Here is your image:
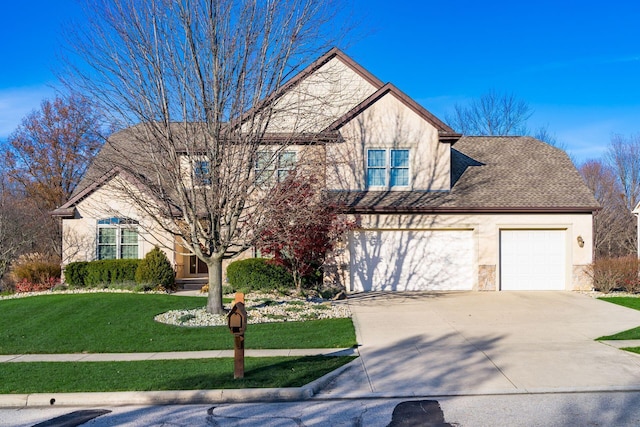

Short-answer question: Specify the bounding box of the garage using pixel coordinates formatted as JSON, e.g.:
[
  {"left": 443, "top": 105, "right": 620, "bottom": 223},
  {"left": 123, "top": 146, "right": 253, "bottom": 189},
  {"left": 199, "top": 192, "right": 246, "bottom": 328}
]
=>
[
  {"left": 500, "top": 229, "right": 567, "bottom": 290},
  {"left": 350, "top": 229, "right": 474, "bottom": 292}
]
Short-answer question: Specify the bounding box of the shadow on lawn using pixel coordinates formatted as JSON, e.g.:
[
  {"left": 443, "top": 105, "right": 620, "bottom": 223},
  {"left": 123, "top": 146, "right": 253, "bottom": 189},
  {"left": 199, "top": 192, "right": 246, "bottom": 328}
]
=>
[{"left": 163, "top": 356, "right": 349, "bottom": 390}]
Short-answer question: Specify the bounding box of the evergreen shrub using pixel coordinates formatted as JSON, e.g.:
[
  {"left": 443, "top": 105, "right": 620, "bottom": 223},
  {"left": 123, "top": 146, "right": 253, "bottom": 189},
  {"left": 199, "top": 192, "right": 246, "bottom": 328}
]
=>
[
  {"left": 64, "top": 262, "right": 90, "bottom": 287},
  {"left": 84, "top": 259, "right": 141, "bottom": 287},
  {"left": 135, "top": 247, "right": 176, "bottom": 290},
  {"left": 226, "top": 258, "right": 294, "bottom": 293}
]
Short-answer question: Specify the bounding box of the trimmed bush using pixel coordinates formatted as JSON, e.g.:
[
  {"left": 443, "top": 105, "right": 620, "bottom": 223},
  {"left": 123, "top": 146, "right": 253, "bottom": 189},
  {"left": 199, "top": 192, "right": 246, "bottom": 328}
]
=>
[
  {"left": 64, "top": 261, "right": 90, "bottom": 287},
  {"left": 84, "top": 259, "right": 141, "bottom": 287},
  {"left": 590, "top": 256, "right": 640, "bottom": 293},
  {"left": 135, "top": 247, "right": 176, "bottom": 291},
  {"left": 226, "top": 258, "right": 294, "bottom": 293}
]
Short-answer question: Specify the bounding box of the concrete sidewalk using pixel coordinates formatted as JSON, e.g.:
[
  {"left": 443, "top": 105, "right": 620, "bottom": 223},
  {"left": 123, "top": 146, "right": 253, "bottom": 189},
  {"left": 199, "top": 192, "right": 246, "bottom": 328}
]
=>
[{"left": 0, "top": 348, "right": 357, "bottom": 363}]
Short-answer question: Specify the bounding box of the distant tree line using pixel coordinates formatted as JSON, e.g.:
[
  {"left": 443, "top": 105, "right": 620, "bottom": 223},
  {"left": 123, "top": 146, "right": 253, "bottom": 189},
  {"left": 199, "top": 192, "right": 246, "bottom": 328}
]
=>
[{"left": 0, "top": 95, "right": 104, "bottom": 289}]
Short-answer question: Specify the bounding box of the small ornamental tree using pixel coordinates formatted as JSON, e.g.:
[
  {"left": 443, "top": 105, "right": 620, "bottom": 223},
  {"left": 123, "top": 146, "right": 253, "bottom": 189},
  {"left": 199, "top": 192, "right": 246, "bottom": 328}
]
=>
[{"left": 256, "top": 173, "right": 354, "bottom": 293}]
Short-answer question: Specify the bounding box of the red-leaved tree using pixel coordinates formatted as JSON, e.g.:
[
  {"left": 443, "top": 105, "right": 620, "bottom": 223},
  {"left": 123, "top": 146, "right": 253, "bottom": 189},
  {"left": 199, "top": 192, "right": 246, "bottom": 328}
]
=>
[{"left": 257, "top": 173, "right": 353, "bottom": 293}]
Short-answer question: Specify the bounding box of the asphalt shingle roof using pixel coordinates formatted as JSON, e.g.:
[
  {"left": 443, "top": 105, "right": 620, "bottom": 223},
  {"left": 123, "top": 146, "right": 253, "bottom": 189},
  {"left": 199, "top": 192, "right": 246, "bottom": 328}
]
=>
[
  {"left": 58, "top": 133, "right": 598, "bottom": 216},
  {"left": 331, "top": 136, "right": 599, "bottom": 213}
]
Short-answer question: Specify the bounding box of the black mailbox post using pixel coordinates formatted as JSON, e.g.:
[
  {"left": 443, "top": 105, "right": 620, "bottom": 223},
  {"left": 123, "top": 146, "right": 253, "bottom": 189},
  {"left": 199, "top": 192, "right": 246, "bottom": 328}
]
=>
[{"left": 227, "top": 293, "right": 247, "bottom": 379}]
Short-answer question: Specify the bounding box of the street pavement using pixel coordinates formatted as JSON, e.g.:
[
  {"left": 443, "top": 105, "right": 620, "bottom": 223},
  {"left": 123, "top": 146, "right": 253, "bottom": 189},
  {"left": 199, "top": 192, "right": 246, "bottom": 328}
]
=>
[{"left": 4, "top": 391, "right": 640, "bottom": 426}]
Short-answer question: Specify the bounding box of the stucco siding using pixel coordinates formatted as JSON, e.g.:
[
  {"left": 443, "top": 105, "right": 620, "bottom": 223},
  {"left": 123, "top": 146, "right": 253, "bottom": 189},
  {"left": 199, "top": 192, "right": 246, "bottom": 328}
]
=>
[
  {"left": 326, "top": 92, "right": 450, "bottom": 191},
  {"left": 333, "top": 212, "right": 593, "bottom": 292},
  {"left": 264, "top": 56, "right": 379, "bottom": 134},
  {"left": 62, "top": 177, "right": 175, "bottom": 268}
]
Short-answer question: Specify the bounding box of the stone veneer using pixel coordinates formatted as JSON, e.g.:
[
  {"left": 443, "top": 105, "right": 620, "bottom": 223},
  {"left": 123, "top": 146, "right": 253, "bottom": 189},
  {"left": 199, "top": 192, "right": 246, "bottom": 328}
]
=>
[{"left": 478, "top": 265, "right": 496, "bottom": 291}]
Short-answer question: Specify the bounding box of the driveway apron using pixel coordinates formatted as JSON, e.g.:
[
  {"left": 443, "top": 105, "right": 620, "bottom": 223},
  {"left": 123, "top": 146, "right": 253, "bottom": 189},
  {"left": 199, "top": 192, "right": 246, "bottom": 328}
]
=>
[{"left": 319, "top": 292, "right": 640, "bottom": 397}]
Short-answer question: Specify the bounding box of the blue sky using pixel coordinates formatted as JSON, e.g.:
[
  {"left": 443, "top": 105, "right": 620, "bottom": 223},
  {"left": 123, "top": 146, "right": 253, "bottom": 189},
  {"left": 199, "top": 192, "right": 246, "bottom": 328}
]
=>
[{"left": 1, "top": 1, "right": 639, "bottom": 164}]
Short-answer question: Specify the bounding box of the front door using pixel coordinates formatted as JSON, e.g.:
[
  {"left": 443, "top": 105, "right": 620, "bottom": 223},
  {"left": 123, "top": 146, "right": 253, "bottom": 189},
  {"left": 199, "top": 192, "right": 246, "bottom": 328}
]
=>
[{"left": 189, "top": 255, "right": 209, "bottom": 275}]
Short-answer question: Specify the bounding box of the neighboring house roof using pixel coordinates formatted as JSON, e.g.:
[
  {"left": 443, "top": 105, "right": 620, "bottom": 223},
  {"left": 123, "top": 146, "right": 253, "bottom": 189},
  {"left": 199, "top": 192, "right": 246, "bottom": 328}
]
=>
[{"left": 331, "top": 136, "right": 600, "bottom": 213}]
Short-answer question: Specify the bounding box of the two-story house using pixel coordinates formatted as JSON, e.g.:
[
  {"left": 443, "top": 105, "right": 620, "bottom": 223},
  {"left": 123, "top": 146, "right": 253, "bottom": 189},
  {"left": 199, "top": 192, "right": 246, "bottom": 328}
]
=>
[{"left": 52, "top": 48, "right": 599, "bottom": 292}]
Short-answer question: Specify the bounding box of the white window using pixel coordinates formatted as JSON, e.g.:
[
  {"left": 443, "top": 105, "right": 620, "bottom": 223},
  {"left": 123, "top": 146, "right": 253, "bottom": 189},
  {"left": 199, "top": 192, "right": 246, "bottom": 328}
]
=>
[
  {"left": 97, "top": 218, "right": 139, "bottom": 260},
  {"left": 367, "top": 149, "right": 410, "bottom": 188},
  {"left": 255, "top": 150, "right": 296, "bottom": 186}
]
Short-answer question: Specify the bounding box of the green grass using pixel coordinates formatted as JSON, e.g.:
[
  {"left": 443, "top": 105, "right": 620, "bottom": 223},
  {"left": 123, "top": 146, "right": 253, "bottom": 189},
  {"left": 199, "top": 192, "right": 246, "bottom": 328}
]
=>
[
  {"left": 599, "top": 297, "right": 640, "bottom": 311},
  {"left": 0, "top": 293, "right": 356, "bottom": 354},
  {"left": 597, "top": 297, "right": 640, "bottom": 341},
  {"left": 0, "top": 356, "right": 356, "bottom": 393},
  {"left": 597, "top": 326, "right": 640, "bottom": 341}
]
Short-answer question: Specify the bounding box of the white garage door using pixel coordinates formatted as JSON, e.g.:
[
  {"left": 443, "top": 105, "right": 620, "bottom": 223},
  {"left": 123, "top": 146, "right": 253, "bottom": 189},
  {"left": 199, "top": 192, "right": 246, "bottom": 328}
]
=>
[
  {"left": 350, "top": 230, "right": 474, "bottom": 292},
  {"left": 500, "top": 230, "right": 566, "bottom": 290}
]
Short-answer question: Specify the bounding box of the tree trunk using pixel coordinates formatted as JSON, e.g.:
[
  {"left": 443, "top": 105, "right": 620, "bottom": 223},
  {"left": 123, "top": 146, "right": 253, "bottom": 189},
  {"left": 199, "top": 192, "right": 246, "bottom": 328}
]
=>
[{"left": 206, "top": 256, "right": 225, "bottom": 314}]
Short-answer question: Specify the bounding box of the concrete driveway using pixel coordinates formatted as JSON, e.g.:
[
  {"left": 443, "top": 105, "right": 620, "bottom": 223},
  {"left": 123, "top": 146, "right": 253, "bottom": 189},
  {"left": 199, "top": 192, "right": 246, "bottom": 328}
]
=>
[{"left": 318, "top": 292, "right": 640, "bottom": 397}]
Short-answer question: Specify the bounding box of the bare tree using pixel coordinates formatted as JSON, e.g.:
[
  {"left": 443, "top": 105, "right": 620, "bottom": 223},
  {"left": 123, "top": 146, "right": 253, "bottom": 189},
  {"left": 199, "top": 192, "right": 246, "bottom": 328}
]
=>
[
  {"left": 446, "top": 90, "right": 533, "bottom": 136},
  {"left": 0, "top": 172, "right": 37, "bottom": 288},
  {"left": 579, "top": 159, "right": 636, "bottom": 257},
  {"left": 62, "top": 0, "right": 346, "bottom": 314},
  {"left": 607, "top": 134, "right": 640, "bottom": 212}
]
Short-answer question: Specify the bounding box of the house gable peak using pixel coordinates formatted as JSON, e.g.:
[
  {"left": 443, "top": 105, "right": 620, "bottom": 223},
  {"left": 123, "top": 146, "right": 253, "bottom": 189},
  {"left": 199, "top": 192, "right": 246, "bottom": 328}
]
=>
[{"left": 324, "top": 82, "right": 461, "bottom": 144}]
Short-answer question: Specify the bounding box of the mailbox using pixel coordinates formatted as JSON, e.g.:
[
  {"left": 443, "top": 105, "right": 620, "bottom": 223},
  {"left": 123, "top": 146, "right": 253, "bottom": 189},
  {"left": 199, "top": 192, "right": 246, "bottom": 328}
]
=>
[{"left": 227, "top": 301, "right": 247, "bottom": 336}]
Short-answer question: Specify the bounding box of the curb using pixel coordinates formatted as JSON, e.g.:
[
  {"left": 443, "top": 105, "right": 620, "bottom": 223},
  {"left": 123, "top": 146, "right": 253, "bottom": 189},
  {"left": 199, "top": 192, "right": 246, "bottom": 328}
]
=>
[
  {"left": 0, "top": 357, "right": 359, "bottom": 408},
  {"left": 3, "top": 359, "right": 640, "bottom": 407}
]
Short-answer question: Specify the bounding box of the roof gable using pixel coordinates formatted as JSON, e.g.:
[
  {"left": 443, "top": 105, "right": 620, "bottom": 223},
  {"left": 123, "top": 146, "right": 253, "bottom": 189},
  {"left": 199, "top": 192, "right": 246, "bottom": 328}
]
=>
[
  {"left": 52, "top": 165, "right": 180, "bottom": 218},
  {"left": 324, "top": 83, "right": 461, "bottom": 144},
  {"left": 275, "top": 47, "right": 384, "bottom": 97},
  {"left": 234, "top": 48, "right": 384, "bottom": 132}
]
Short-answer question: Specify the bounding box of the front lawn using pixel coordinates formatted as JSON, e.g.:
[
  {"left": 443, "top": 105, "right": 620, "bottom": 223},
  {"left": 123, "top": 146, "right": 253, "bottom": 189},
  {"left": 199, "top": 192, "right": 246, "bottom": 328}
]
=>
[
  {"left": 597, "top": 297, "right": 640, "bottom": 354},
  {"left": 0, "top": 356, "right": 355, "bottom": 393},
  {"left": 0, "top": 293, "right": 356, "bottom": 354},
  {"left": 599, "top": 297, "right": 640, "bottom": 312}
]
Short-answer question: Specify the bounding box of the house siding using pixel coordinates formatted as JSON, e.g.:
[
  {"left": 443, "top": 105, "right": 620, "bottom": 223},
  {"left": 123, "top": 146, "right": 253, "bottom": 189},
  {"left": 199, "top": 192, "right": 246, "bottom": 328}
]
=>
[
  {"left": 326, "top": 212, "right": 593, "bottom": 292},
  {"left": 62, "top": 176, "right": 174, "bottom": 267},
  {"left": 263, "top": 56, "right": 379, "bottom": 134},
  {"left": 326, "top": 92, "right": 450, "bottom": 192}
]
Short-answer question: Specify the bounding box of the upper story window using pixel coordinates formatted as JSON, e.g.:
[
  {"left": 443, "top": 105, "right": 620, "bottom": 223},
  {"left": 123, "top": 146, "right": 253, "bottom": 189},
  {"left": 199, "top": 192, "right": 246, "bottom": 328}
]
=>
[
  {"left": 193, "top": 160, "right": 211, "bottom": 186},
  {"left": 367, "top": 149, "right": 410, "bottom": 188},
  {"left": 255, "top": 150, "right": 297, "bottom": 187},
  {"left": 97, "top": 217, "right": 139, "bottom": 260}
]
